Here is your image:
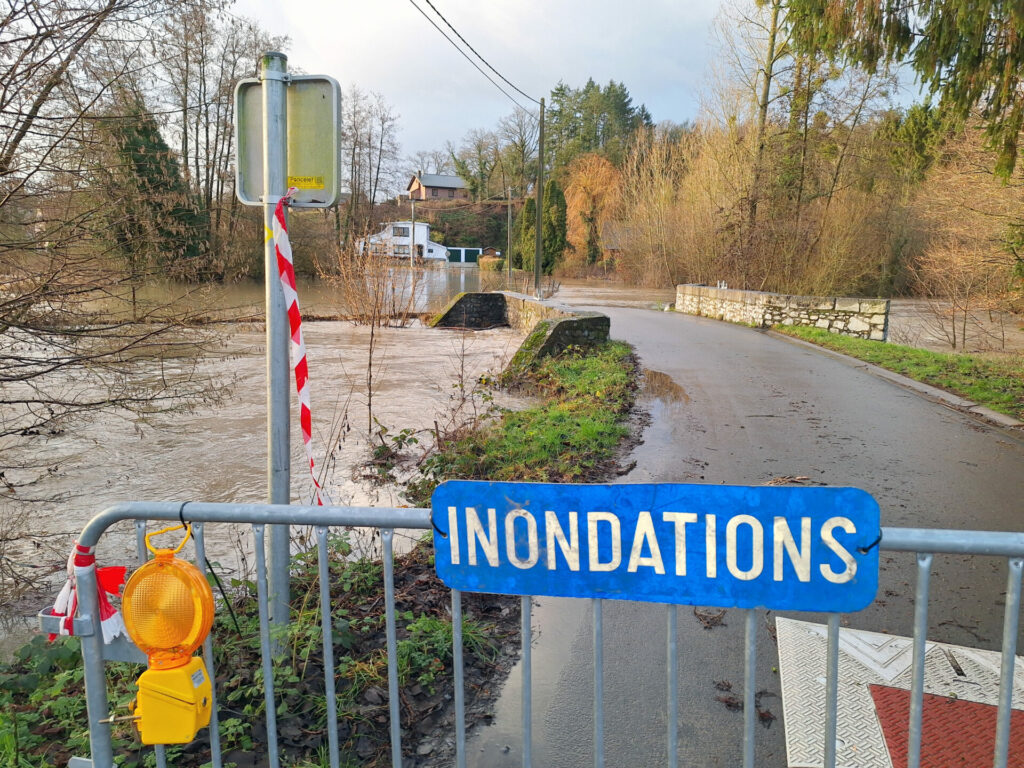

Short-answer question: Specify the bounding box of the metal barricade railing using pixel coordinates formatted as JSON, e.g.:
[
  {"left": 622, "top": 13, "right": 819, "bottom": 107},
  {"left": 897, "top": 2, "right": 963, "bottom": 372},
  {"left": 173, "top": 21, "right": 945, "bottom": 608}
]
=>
[{"left": 40, "top": 501, "right": 1024, "bottom": 768}]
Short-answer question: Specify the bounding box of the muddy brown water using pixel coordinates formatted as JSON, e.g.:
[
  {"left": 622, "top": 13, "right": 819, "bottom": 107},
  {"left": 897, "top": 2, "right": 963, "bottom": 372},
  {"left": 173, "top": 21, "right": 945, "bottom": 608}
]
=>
[{"left": 0, "top": 271, "right": 530, "bottom": 652}]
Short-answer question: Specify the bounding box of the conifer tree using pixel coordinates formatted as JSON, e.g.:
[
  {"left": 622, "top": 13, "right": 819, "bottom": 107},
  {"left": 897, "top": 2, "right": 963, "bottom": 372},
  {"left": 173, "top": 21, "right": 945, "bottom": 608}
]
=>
[
  {"left": 542, "top": 179, "right": 567, "bottom": 273},
  {"left": 788, "top": 0, "right": 1024, "bottom": 175},
  {"left": 516, "top": 197, "right": 537, "bottom": 270},
  {"left": 101, "top": 92, "right": 201, "bottom": 283}
]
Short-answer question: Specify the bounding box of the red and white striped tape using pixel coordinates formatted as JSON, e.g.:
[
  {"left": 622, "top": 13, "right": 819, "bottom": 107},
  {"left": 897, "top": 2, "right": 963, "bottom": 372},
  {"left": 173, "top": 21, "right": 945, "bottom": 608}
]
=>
[
  {"left": 49, "top": 543, "right": 126, "bottom": 643},
  {"left": 272, "top": 188, "right": 330, "bottom": 506}
]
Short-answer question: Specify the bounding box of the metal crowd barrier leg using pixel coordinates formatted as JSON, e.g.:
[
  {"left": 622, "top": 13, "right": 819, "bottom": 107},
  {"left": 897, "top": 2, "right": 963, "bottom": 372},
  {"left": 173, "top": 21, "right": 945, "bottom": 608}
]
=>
[
  {"left": 824, "top": 613, "right": 840, "bottom": 768},
  {"left": 134, "top": 520, "right": 147, "bottom": 565},
  {"left": 593, "top": 599, "right": 604, "bottom": 768},
  {"left": 78, "top": 562, "right": 115, "bottom": 768},
  {"left": 994, "top": 557, "right": 1023, "bottom": 768},
  {"left": 382, "top": 529, "right": 402, "bottom": 768},
  {"left": 522, "top": 595, "right": 533, "bottom": 768},
  {"left": 252, "top": 524, "right": 282, "bottom": 768},
  {"left": 743, "top": 609, "right": 757, "bottom": 768},
  {"left": 453, "top": 589, "right": 466, "bottom": 768},
  {"left": 907, "top": 552, "right": 933, "bottom": 768},
  {"left": 194, "top": 524, "right": 223, "bottom": 768},
  {"left": 666, "top": 604, "right": 678, "bottom": 768},
  {"left": 316, "top": 526, "right": 340, "bottom": 768}
]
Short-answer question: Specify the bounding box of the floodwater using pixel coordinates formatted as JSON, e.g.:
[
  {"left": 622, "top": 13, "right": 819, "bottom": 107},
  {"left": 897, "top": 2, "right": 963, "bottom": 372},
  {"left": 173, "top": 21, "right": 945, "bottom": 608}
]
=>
[
  {"left": 0, "top": 269, "right": 528, "bottom": 650},
  {"left": 887, "top": 298, "right": 1024, "bottom": 352}
]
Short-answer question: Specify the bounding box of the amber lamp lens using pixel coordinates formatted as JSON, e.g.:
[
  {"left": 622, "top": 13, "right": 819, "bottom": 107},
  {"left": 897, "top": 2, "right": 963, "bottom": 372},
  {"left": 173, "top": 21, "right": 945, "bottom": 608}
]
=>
[{"left": 122, "top": 554, "right": 214, "bottom": 669}]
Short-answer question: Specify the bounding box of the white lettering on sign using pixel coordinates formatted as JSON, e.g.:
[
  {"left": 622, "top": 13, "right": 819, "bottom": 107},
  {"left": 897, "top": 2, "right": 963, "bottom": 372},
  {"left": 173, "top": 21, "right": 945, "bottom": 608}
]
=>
[
  {"left": 506, "top": 508, "right": 539, "bottom": 569},
  {"left": 467, "top": 507, "right": 498, "bottom": 566},
  {"left": 546, "top": 510, "right": 579, "bottom": 571},
  {"left": 448, "top": 506, "right": 461, "bottom": 564},
  {"left": 774, "top": 516, "right": 811, "bottom": 582},
  {"left": 663, "top": 512, "right": 698, "bottom": 576},
  {"left": 820, "top": 517, "right": 858, "bottom": 583},
  {"left": 706, "top": 514, "right": 717, "bottom": 578},
  {"left": 587, "top": 511, "right": 621, "bottom": 571},
  {"left": 627, "top": 511, "right": 665, "bottom": 574},
  {"left": 445, "top": 507, "right": 861, "bottom": 584},
  {"left": 726, "top": 514, "right": 763, "bottom": 581}
]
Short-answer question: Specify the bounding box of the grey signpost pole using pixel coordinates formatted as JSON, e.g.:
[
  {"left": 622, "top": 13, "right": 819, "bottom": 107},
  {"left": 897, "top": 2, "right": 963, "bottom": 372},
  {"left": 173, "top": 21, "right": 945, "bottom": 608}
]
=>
[
  {"left": 533, "top": 97, "right": 545, "bottom": 299},
  {"left": 262, "top": 51, "right": 291, "bottom": 634}
]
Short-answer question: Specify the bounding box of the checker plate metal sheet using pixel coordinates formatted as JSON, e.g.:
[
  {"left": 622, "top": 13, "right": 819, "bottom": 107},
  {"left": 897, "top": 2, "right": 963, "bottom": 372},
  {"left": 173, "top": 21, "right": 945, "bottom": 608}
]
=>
[{"left": 777, "top": 617, "right": 1024, "bottom": 767}]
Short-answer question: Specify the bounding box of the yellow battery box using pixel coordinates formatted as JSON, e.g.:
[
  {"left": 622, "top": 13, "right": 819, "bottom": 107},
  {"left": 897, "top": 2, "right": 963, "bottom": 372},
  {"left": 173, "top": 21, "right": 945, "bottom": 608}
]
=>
[{"left": 133, "top": 656, "right": 212, "bottom": 745}]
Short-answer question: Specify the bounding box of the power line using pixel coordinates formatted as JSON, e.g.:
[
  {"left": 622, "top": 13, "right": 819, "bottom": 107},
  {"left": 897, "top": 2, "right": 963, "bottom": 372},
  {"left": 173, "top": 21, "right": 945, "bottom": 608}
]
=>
[
  {"left": 406, "top": 0, "right": 537, "bottom": 116},
  {"left": 419, "top": 0, "right": 540, "bottom": 106}
]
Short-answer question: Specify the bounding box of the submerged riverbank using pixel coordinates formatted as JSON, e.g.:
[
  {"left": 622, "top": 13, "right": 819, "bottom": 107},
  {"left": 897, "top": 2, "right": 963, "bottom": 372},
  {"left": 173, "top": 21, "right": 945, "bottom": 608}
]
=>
[{"left": 0, "top": 339, "right": 641, "bottom": 768}]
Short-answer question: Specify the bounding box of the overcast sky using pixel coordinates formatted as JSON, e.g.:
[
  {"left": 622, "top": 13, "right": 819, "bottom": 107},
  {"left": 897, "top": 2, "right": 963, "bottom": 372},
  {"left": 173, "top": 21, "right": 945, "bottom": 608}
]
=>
[{"left": 230, "top": 0, "right": 724, "bottom": 162}]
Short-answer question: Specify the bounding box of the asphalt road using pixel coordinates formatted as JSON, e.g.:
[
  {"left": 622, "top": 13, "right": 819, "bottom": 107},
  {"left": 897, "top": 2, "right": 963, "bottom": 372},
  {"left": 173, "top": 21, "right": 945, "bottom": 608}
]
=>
[{"left": 468, "top": 305, "right": 1024, "bottom": 768}]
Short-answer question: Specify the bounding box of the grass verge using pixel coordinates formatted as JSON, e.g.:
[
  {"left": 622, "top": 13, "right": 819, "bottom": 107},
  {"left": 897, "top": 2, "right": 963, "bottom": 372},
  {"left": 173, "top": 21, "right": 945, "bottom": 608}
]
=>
[
  {"left": 1, "top": 539, "right": 515, "bottom": 768},
  {"left": 773, "top": 326, "right": 1024, "bottom": 421},
  {"left": 406, "top": 340, "right": 638, "bottom": 504}
]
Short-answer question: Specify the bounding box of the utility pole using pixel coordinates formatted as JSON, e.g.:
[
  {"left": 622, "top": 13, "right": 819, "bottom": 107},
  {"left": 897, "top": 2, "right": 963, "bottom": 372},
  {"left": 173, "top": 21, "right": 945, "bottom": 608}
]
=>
[
  {"left": 507, "top": 186, "right": 512, "bottom": 283},
  {"left": 533, "top": 97, "right": 545, "bottom": 299},
  {"left": 261, "top": 51, "right": 290, "bottom": 634}
]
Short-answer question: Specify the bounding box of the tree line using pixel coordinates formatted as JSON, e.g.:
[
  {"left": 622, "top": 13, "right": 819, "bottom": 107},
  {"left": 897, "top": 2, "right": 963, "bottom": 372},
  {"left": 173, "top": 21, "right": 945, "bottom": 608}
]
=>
[{"left": 428, "top": 1, "right": 1021, "bottom": 334}]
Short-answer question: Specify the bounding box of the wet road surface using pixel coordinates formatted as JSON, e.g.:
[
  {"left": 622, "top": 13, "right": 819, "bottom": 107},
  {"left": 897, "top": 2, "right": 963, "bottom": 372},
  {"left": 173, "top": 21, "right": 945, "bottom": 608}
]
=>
[{"left": 469, "top": 303, "right": 1024, "bottom": 767}]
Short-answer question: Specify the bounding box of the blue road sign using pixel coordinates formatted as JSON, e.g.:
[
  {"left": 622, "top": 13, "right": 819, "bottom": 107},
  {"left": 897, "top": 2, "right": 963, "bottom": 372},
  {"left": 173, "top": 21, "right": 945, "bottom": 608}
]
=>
[{"left": 432, "top": 481, "right": 880, "bottom": 612}]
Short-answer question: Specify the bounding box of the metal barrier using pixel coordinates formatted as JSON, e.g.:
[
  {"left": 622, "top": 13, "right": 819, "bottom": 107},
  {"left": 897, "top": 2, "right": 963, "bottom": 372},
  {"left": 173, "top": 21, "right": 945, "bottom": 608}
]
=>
[{"left": 40, "top": 501, "right": 1024, "bottom": 768}]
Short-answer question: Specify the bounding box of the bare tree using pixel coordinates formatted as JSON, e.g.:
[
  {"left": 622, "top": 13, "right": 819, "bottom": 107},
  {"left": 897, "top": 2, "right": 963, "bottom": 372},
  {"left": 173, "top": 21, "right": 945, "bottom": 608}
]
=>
[
  {"left": 0, "top": 1, "right": 230, "bottom": 490},
  {"left": 497, "top": 107, "right": 539, "bottom": 197},
  {"left": 339, "top": 85, "right": 402, "bottom": 246},
  {"left": 153, "top": 0, "right": 284, "bottom": 276}
]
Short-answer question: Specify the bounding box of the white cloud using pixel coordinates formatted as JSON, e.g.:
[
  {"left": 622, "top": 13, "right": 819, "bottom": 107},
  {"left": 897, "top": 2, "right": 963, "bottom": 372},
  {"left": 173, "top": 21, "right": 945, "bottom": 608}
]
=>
[{"left": 231, "top": 0, "right": 722, "bottom": 158}]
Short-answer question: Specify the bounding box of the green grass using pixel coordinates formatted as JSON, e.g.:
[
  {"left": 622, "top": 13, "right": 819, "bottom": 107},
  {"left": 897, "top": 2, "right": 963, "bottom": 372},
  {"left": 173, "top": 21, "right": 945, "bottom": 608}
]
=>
[
  {"left": 1, "top": 341, "right": 640, "bottom": 768},
  {"left": 774, "top": 326, "right": 1024, "bottom": 421},
  {"left": 406, "top": 340, "right": 637, "bottom": 504},
  {"left": 0, "top": 540, "right": 502, "bottom": 768}
]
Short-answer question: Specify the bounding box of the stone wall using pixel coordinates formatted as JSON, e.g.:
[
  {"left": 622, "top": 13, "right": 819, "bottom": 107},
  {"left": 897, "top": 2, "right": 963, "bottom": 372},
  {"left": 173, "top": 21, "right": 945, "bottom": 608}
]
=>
[
  {"left": 429, "top": 291, "right": 507, "bottom": 328},
  {"left": 428, "top": 291, "right": 610, "bottom": 371},
  {"left": 675, "top": 284, "right": 890, "bottom": 341}
]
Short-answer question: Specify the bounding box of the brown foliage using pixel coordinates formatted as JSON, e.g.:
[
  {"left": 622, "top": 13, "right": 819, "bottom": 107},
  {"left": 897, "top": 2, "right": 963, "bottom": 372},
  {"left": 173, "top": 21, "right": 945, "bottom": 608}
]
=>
[{"left": 562, "top": 154, "right": 621, "bottom": 274}]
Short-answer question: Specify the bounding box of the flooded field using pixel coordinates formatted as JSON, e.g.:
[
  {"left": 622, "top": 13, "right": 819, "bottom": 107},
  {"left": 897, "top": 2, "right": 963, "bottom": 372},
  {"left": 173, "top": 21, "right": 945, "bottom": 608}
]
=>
[{"left": 0, "top": 270, "right": 529, "bottom": 650}]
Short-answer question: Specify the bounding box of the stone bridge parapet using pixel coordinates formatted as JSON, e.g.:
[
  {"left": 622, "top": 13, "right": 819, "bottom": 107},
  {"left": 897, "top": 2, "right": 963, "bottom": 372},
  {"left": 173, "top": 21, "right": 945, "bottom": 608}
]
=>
[
  {"left": 675, "top": 284, "right": 889, "bottom": 340},
  {"left": 429, "top": 291, "right": 610, "bottom": 371}
]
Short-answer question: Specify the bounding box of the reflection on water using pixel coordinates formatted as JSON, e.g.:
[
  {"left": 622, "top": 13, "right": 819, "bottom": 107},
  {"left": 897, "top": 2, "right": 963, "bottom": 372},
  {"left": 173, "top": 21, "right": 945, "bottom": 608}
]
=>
[
  {"left": 109, "top": 267, "right": 491, "bottom": 320},
  {"left": 2, "top": 276, "right": 528, "bottom": 643},
  {"left": 643, "top": 369, "right": 690, "bottom": 403}
]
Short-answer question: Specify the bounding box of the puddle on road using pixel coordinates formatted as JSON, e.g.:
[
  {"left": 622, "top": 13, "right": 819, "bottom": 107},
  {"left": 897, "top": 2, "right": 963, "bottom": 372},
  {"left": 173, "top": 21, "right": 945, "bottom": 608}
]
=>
[{"left": 642, "top": 369, "right": 690, "bottom": 403}]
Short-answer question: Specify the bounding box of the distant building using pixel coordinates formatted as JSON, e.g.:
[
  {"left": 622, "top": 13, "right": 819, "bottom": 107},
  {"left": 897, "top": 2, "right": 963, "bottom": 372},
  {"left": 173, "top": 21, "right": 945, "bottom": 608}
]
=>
[
  {"left": 407, "top": 171, "right": 469, "bottom": 201},
  {"left": 358, "top": 221, "right": 449, "bottom": 262}
]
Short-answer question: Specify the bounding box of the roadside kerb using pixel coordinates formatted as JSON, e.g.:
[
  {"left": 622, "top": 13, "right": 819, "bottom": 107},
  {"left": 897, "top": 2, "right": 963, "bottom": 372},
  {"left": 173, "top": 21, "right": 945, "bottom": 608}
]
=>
[{"left": 767, "top": 329, "right": 1023, "bottom": 429}]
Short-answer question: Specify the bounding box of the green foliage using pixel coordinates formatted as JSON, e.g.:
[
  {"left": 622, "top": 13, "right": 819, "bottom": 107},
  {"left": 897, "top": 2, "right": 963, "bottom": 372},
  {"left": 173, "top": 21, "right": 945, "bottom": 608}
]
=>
[
  {"left": 517, "top": 181, "right": 567, "bottom": 274},
  {"left": 515, "top": 197, "right": 537, "bottom": 270},
  {"left": 407, "top": 341, "right": 636, "bottom": 505},
  {"left": 775, "top": 326, "right": 1024, "bottom": 420},
  {"left": 396, "top": 614, "right": 494, "bottom": 692},
  {"left": 541, "top": 179, "right": 568, "bottom": 272},
  {"left": 0, "top": 635, "right": 145, "bottom": 766},
  {"left": 876, "top": 102, "right": 958, "bottom": 184},
  {"left": 547, "top": 79, "right": 653, "bottom": 174},
  {"left": 99, "top": 90, "right": 203, "bottom": 279},
  {"left": 787, "top": 0, "right": 1024, "bottom": 176},
  {"left": 430, "top": 205, "right": 506, "bottom": 248}
]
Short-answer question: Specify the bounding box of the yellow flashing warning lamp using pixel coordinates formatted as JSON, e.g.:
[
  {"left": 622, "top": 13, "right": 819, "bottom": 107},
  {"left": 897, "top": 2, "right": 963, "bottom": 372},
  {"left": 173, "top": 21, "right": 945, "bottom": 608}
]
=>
[{"left": 122, "top": 524, "right": 214, "bottom": 745}]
